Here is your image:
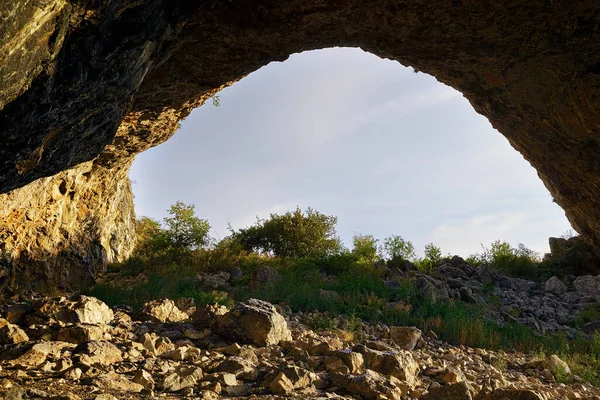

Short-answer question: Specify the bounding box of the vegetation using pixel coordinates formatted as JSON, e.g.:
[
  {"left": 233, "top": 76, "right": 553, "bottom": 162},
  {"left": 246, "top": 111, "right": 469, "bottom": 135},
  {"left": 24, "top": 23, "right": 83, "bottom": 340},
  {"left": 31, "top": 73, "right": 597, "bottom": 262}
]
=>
[
  {"left": 351, "top": 234, "right": 379, "bottom": 264},
  {"left": 231, "top": 207, "right": 342, "bottom": 258},
  {"left": 135, "top": 202, "right": 211, "bottom": 257},
  {"left": 383, "top": 235, "right": 417, "bottom": 262},
  {"left": 87, "top": 202, "right": 600, "bottom": 385}
]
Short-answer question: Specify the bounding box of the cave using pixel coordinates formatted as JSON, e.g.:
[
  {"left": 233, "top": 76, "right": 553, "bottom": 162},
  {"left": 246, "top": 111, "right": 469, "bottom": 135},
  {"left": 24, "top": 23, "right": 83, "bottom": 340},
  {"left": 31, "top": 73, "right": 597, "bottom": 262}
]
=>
[{"left": 1, "top": 1, "right": 599, "bottom": 293}]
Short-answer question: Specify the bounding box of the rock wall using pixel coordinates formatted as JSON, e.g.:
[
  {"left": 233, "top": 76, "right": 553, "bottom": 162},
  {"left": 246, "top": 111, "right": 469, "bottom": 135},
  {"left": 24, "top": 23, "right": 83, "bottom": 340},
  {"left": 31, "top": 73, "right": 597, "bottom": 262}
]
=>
[
  {"left": 0, "top": 161, "right": 135, "bottom": 294},
  {"left": 1, "top": 1, "right": 600, "bottom": 292}
]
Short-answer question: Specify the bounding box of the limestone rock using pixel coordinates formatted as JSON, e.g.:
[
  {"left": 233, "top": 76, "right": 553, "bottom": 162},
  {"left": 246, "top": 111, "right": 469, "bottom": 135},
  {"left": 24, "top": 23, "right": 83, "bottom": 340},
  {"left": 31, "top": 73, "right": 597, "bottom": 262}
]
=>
[
  {"left": 10, "top": 341, "right": 72, "bottom": 367},
  {"left": 133, "top": 369, "right": 155, "bottom": 390},
  {"left": 34, "top": 296, "right": 113, "bottom": 325},
  {"left": 573, "top": 276, "right": 600, "bottom": 299},
  {"left": 542, "top": 354, "right": 571, "bottom": 378},
  {"left": 269, "top": 372, "right": 294, "bottom": 395},
  {"left": 422, "top": 381, "right": 472, "bottom": 400},
  {"left": 138, "top": 299, "right": 188, "bottom": 323},
  {"left": 57, "top": 324, "right": 105, "bottom": 344},
  {"left": 140, "top": 333, "right": 175, "bottom": 357},
  {"left": 355, "top": 344, "right": 419, "bottom": 387},
  {"left": 217, "top": 299, "right": 292, "bottom": 346},
  {"left": 94, "top": 372, "right": 144, "bottom": 393},
  {"left": 173, "top": 298, "right": 196, "bottom": 316},
  {"left": 330, "top": 350, "right": 365, "bottom": 374},
  {"left": 70, "top": 296, "right": 114, "bottom": 325},
  {"left": 389, "top": 326, "right": 422, "bottom": 350},
  {"left": 545, "top": 276, "right": 568, "bottom": 296},
  {"left": 197, "top": 271, "right": 231, "bottom": 290},
  {"left": 161, "top": 366, "right": 203, "bottom": 392},
  {"left": 0, "top": 319, "right": 29, "bottom": 344},
  {"left": 76, "top": 340, "right": 123, "bottom": 366},
  {"left": 332, "top": 370, "right": 404, "bottom": 400}
]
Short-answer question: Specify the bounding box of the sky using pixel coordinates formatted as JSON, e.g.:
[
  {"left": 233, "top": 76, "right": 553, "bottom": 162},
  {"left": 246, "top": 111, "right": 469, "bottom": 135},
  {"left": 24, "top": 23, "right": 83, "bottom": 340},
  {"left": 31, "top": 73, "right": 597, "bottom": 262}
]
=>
[{"left": 129, "top": 47, "right": 573, "bottom": 257}]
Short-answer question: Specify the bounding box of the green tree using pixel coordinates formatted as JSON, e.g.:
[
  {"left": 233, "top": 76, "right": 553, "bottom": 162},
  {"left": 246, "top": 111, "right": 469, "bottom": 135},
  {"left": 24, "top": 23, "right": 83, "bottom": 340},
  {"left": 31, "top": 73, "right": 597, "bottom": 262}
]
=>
[
  {"left": 163, "top": 201, "right": 211, "bottom": 253},
  {"left": 352, "top": 234, "right": 379, "bottom": 264},
  {"left": 416, "top": 242, "right": 442, "bottom": 273},
  {"left": 424, "top": 243, "right": 442, "bottom": 264},
  {"left": 383, "top": 235, "right": 416, "bottom": 261},
  {"left": 232, "top": 207, "right": 341, "bottom": 258},
  {"left": 479, "top": 240, "right": 540, "bottom": 279},
  {"left": 134, "top": 216, "right": 164, "bottom": 256}
]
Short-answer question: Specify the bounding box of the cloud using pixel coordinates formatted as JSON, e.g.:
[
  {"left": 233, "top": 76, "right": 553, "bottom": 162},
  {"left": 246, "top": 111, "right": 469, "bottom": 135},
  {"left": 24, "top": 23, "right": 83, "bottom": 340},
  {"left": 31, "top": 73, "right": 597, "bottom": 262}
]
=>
[{"left": 429, "top": 209, "right": 571, "bottom": 256}]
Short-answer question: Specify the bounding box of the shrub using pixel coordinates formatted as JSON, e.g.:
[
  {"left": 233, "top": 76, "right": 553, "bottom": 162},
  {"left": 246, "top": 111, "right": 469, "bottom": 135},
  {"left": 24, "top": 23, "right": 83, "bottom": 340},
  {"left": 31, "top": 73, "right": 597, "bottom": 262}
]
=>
[
  {"left": 352, "top": 234, "right": 380, "bottom": 264},
  {"left": 383, "top": 235, "right": 417, "bottom": 261},
  {"left": 162, "top": 201, "right": 211, "bottom": 253},
  {"left": 415, "top": 243, "right": 442, "bottom": 273},
  {"left": 478, "top": 241, "right": 539, "bottom": 279},
  {"left": 231, "top": 207, "right": 342, "bottom": 258},
  {"left": 135, "top": 202, "right": 211, "bottom": 257}
]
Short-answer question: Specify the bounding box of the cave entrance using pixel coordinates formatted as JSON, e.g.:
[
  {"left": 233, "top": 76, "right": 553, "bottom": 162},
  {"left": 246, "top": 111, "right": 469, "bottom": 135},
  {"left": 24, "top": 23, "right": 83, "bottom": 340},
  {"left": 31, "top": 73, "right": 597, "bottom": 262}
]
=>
[{"left": 129, "top": 48, "right": 571, "bottom": 257}]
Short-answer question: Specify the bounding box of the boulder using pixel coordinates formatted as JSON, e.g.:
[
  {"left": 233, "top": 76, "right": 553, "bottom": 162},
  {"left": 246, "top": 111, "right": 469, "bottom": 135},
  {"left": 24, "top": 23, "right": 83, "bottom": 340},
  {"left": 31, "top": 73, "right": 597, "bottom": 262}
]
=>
[
  {"left": 354, "top": 344, "right": 419, "bottom": 387},
  {"left": 573, "top": 275, "right": 600, "bottom": 299},
  {"left": 217, "top": 299, "right": 292, "bottom": 346},
  {"left": 416, "top": 275, "right": 449, "bottom": 303},
  {"left": 140, "top": 333, "right": 175, "bottom": 356},
  {"left": 34, "top": 296, "right": 113, "bottom": 325},
  {"left": 389, "top": 326, "right": 422, "bottom": 350},
  {"left": 173, "top": 298, "right": 196, "bottom": 316},
  {"left": 331, "top": 350, "right": 365, "bottom": 374},
  {"left": 57, "top": 324, "right": 105, "bottom": 344},
  {"left": 542, "top": 354, "right": 571, "bottom": 378},
  {"left": 138, "top": 299, "right": 189, "bottom": 323},
  {"left": 71, "top": 296, "right": 114, "bottom": 325},
  {"left": 269, "top": 372, "right": 294, "bottom": 395},
  {"left": 10, "top": 341, "right": 73, "bottom": 367},
  {"left": 197, "top": 271, "right": 231, "bottom": 290},
  {"left": 544, "top": 276, "right": 568, "bottom": 296},
  {"left": 331, "top": 370, "right": 404, "bottom": 400},
  {"left": 161, "top": 366, "right": 203, "bottom": 392},
  {"left": 0, "top": 319, "right": 29, "bottom": 344},
  {"left": 94, "top": 372, "right": 144, "bottom": 393},
  {"left": 422, "top": 381, "right": 472, "bottom": 400},
  {"left": 76, "top": 340, "right": 123, "bottom": 366}
]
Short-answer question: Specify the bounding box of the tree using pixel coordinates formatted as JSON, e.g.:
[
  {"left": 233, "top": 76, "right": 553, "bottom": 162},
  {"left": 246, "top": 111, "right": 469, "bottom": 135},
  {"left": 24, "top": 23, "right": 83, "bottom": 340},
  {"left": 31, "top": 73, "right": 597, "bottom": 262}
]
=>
[
  {"left": 163, "top": 201, "right": 211, "bottom": 253},
  {"left": 383, "top": 235, "right": 416, "bottom": 261},
  {"left": 232, "top": 207, "right": 341, "bottom": 258},
  {"left": 424, "top": 243, "right": 442, "bottom": 264},
  {"left": 134, "top": 216, "right": 165, "bottom": 256},
  {"left": 352, "top": 234, "right": 379, "bottom": 264}
]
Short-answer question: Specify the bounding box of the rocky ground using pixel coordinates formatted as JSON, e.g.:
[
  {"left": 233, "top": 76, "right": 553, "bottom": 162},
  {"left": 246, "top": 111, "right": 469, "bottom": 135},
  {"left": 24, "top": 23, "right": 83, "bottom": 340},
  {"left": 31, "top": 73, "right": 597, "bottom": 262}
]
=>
[
  {"left": 388, "top": 256, "right": 600, "bottom": 339},
  {"left": 0, "top": 295, "right": 598, "bottom": 400}
]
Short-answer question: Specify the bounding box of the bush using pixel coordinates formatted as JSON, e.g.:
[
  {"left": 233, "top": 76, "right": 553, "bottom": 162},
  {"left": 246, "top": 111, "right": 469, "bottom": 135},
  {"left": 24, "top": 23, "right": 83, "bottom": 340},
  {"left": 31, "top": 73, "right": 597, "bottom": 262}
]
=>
[
  {"left": 135, "top": 202, "right": 211, "bottom": 257},
  {"left": 415, "top": 243, "right": 442, "bottom": 273},
  {"left": 477, "top": 241, "right": 540, "bottom": 279},
  {"left": 231, "top": 207, "right": 342, "bottom": 258},
  {"left": 383, "top": 235, "right": 416, "bottom": 261},
  {"left": 352, "top": 234, "right": 380, "bottom": 264}
]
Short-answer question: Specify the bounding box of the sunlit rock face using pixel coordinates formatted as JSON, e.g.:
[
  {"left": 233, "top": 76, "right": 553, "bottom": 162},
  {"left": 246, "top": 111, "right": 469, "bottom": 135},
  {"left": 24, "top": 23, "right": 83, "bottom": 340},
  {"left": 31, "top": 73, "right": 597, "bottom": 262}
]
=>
[{"left": 1, "top": 1, "right": 600, "bottom": 293}]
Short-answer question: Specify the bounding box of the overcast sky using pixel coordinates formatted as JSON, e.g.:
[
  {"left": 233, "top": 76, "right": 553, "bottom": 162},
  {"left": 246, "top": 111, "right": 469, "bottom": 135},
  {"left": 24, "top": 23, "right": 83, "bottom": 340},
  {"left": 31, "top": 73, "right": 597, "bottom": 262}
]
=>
[{"left": 130, "top": 47, "right": 572, "bottom": 257}]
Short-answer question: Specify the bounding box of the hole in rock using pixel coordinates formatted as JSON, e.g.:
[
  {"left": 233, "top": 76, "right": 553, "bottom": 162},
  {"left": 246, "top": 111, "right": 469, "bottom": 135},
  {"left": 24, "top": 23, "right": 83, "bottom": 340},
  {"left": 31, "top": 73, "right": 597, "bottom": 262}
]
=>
[
  {"left": 58, "top": 180, "right": 68, "bottom": 195},
  {"left": 130, "top": 48, "right": 572, "bottom": 256}
]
